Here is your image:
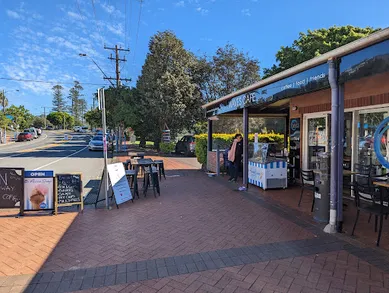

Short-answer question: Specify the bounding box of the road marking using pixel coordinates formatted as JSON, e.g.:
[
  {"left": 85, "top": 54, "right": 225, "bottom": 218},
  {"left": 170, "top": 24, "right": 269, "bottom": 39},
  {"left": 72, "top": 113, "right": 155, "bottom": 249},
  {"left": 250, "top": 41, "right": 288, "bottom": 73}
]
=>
[
  {"left": 33, "top": 146, "right": 88, "bottom": 170},
  {"left": 0, "top": 134, "right": 49, "bottom": 160}
]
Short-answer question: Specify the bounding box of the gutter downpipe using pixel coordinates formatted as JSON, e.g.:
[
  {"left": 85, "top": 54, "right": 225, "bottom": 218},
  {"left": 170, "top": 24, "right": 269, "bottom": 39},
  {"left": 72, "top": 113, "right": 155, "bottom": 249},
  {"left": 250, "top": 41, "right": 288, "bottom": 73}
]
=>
[
  {"left": 337, "top": 83, "right": 345, "bottom": 232},
  {"left": 207, "top": 120, "right": 213, "bottom": 171},
  {"left": 243, "top": 107, "right": 249, "bottom": 188},
  {"left": 324, "top": 58, "right": 339, "bottom": 234}
]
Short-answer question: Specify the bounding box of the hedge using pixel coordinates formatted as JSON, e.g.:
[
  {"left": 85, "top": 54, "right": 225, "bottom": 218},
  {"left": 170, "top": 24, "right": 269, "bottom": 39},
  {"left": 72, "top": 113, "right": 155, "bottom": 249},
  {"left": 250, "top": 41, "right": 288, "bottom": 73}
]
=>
[
  {"left": 194, "top": 133, "right": 285, "bottom": 166},
  {"left": 159, "top": 142, "right": 175, "bottom": 154}
]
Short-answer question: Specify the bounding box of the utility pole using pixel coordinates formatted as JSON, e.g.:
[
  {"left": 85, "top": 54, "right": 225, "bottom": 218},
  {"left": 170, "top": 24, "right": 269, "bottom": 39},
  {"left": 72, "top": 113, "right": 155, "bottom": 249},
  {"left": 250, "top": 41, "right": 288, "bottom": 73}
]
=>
[
  {"left": 43, "top": 107, "right": 47, "bottom": 129},
  {"left": 103, "top": 45, "right": 131, "bottom": 87},
  {"left": 103, "top": 45, "right": 131, "bottom": 152}
]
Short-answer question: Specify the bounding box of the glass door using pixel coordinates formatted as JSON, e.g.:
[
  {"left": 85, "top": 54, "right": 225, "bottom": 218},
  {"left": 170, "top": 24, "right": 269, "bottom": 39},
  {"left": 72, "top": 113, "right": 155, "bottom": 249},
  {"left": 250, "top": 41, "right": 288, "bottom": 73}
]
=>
[{"left": 307, "top": 117, "right": 327, "bottom": 169}]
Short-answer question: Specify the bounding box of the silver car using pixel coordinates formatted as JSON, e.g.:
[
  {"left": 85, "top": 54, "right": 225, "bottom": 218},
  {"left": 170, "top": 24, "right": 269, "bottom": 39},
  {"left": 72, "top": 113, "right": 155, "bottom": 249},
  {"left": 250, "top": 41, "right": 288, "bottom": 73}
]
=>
[{"left": 88, "top": 135, "right": 104, "bottom": 151}]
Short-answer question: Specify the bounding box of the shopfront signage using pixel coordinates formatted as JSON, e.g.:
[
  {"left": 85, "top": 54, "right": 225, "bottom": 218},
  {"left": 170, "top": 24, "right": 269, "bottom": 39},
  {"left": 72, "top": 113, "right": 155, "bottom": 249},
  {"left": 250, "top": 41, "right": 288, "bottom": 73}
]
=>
[
  {"left": 207, "top": 63, "right": 329, "bottom": 117},
  {"left": 107, "top": 163, "right": 132, "bottom": 205},
  {"left": 340, "top": 39, "right": 389, "bottom": 83},
  {"left": 24, "top": 170, "right": 54, "bottom": 211},
  {"left": 0, "top": 168, "right": 24, "bottom": 210}
]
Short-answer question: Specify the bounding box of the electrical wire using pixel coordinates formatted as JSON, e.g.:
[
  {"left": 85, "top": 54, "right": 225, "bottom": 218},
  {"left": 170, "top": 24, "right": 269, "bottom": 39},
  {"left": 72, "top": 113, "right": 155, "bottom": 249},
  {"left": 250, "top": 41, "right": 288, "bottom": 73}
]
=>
[
  {"left": 132, "top": 0, "right": 143, "bottom": 63},
  {"left": 0, "top": 77, "right": 107, "bottom": 86}
]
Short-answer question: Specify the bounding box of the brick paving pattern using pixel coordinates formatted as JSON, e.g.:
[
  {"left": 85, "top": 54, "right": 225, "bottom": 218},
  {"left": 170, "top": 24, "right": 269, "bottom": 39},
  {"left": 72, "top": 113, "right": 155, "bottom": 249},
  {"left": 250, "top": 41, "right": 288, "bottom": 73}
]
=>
[{"left": 1, "top": 157, "right": 389, "bottom": 292}]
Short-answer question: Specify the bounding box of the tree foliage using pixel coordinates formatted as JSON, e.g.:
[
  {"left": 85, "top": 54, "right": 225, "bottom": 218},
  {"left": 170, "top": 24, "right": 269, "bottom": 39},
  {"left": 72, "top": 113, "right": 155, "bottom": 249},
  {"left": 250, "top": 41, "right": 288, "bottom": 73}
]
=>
[
  {"left": 68, "top": 81, "right": 84, "bottom": 122},
  {"left": 52, "top": 85, "right": 66, "bottom": 112},
  {"left": 84, "top": 108, "right": 102, "bottom": 129},
  {"left": 263, "top": 25, "right": 380, "bottom": 78},
  {"left": 136, "top": 30, "right": 203, "bottom": 146},
  {"left": 195, "top": 44, "right": 260, "bottom": 102},
  {"left": 5, "top": 105, "right": 33, "bottom": 129},
  {"left": 47, "top": 112, "right": 74, "bottom": 129},
  {"left": 32, "top": 116, "right": 46, "bottom": 128},
  {"left": 0, "top": 92, "right": 8, "bottom": 109}
]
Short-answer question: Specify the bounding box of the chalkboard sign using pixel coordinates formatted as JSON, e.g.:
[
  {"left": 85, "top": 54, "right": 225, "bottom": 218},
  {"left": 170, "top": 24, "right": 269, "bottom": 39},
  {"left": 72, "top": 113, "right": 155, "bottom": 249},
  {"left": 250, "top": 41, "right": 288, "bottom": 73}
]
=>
[
  {"left": 55, "top": 173, "right": 83, "bottom": 213},
  {"left": 0, "top": 168, "right": 24, "bottom": 213}
]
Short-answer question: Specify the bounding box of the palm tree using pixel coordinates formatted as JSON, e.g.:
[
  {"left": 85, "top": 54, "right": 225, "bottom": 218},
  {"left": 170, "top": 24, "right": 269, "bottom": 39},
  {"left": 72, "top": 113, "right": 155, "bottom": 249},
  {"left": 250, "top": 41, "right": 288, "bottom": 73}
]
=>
[{"left": 0, "top": 92, "right": 8, "bottom": 112}]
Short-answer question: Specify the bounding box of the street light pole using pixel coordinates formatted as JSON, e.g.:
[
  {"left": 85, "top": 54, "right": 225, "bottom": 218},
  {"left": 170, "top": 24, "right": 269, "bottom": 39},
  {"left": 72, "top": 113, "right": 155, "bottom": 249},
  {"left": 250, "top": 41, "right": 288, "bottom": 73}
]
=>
[{"left": 98, "top": 88, "right": 109, "bottom": 209}]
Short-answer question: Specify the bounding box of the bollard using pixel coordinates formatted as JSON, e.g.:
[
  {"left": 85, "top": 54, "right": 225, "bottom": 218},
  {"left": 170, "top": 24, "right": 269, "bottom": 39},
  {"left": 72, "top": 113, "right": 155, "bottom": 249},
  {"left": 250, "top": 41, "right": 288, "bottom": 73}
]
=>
[{"left": 216, "top": 145, "right": 220, "bottom": 176}]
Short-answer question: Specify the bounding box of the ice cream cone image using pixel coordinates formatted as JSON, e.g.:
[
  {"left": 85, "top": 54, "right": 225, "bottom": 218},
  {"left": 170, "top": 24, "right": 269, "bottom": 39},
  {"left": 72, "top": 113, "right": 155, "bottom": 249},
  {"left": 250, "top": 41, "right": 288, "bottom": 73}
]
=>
[{"left": 30, "top": 184, "right": 49, "bottom": 210}]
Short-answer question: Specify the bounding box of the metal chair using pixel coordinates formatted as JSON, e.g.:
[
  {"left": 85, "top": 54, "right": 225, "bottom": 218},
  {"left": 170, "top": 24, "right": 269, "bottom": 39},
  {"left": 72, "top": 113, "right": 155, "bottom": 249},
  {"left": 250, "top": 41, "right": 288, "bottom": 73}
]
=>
[
  {"left": 298, "top": 170, "right": 315, "bottom": 212},
  {"left": 352, "top": 182, "right": 389, "bottom": 247}
]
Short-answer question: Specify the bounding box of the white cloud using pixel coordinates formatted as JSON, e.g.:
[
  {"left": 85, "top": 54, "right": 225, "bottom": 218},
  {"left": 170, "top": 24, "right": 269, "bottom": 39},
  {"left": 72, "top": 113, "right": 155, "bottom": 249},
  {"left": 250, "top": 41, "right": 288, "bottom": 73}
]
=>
[
  {"left": 100, "top": 2, "right": 124, "bottom": 18},
  {"left": 158, "top": 8, "right": 165, "bottom": 11},
  {"left": 241, "top": 9, "right": 251, "bottom": 16},
  {"left": 6, "top": 10, "right": 22, "bottom": 19},
  {"left": 106, "top": 23, "right": 125, "bottom": 37},
  {"left": 175, "top": 1, "right": 185, "bottom": 7},
  {"left": 200, "top": 37, "right": 213, "bottom": 42},
  {"left": 196, "top": 7, "right": 209, "bottom": 16},
  {"left": 68, "top": 11, "right": 84, "bottom": 20}
]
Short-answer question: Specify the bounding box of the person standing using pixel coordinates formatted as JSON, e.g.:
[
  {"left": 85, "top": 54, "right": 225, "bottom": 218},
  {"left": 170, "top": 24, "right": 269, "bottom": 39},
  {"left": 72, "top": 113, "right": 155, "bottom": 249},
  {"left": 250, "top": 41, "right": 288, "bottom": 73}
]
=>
[{"left": 228, "top": 134, "right": 243, "bottom": 182}]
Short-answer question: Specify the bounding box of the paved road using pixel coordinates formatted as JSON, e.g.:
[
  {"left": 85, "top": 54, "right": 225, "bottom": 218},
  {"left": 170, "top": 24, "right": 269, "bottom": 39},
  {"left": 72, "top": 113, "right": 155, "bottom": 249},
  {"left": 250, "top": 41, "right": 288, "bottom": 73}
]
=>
[{"left": 0, "top": 130, "right": 104, "bottom": 196}]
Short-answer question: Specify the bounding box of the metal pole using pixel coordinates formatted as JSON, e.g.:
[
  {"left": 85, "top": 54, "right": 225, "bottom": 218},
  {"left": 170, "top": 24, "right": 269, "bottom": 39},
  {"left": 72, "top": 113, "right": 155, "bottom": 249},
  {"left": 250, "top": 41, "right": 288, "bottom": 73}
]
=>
[
  {"left": 216, "top": 145, "right": 220, "bottom": 176},
  {"left": 243, "top": 107, "right": 249, "bottom": 188},
  {"left": 2, "top": 90, "right": 5, "bottom": 144},
  {"left": 337, "top": 83, "right": 345, "bottom": 232},
  {"left": 207, "top": 120, "right": 213, "bottom": 171},
  {"left": 101, "top": 88, "right": 109, "bottom": 209},
  {"left": 324, "top": 58, "right": 339, "bottom": 234},
  {"left": 44, "top": 107, "right": 47, "bottom": 129}
]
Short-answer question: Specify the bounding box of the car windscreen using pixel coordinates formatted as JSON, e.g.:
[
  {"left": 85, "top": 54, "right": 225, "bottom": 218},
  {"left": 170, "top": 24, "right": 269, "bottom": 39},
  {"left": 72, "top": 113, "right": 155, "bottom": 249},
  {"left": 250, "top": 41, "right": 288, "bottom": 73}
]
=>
[{"left": 92, "top": 136, "right": 103, "bottom": 141}]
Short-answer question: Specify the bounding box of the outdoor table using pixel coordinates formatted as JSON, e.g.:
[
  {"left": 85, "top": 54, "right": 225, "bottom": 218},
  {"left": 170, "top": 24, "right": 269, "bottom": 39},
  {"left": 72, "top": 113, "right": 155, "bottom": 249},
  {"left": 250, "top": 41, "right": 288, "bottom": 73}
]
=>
[
  {"left": 128, "top": 152, "right": 145, "bottom": 159},
  {"left": 130, "top": 159, "right": 160, "bottom": 197}
]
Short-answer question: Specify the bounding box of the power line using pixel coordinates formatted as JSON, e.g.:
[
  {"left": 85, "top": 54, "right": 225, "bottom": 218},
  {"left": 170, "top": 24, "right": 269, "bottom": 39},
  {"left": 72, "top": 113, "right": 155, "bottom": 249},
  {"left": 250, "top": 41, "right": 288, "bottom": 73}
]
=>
[
  {"left": 0, "top": 77, "right": 107, "bottom": 86},
  {"left": 133, "top": 0, "right": 143, "bottom": 63}
]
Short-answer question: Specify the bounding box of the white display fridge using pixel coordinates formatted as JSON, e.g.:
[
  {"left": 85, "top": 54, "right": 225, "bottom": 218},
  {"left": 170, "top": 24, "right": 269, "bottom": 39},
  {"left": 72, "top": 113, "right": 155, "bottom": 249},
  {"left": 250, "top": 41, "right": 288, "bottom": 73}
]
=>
[{"left": 248, "top": 143, "right": 288, "bottom": 190}]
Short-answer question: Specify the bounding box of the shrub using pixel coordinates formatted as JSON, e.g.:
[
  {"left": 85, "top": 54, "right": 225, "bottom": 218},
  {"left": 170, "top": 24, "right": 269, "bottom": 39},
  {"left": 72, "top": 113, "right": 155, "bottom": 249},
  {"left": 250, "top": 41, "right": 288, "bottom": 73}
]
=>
[
  {"left": 194, "top": 133, "right": 285, "bottom": 165},
  {"left": 159, "top": 142, "right": 175, "bottom": 154}
]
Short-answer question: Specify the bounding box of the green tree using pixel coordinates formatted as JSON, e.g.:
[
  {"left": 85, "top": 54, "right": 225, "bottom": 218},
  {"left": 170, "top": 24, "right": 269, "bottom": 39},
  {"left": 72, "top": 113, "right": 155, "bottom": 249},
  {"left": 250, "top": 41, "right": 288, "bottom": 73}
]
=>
[
  {"left": 137, "top": 30, "right": 203, "bottom": 147},
  {"left": 52, "top": 85, "right": 66, "bottom": 112},
  {"left": 78, "top": 98, "right": 88, "bottom": 124},
  {"left": 32, "top": 116, "right": 45, "bottom": 128},
  {"left": 84, "top": 108, "right": 101, "bottom": 129},
  {"left": 195, "top": 44, "right": 260, "bottom": 102},
  {"left": 47, "top": 111, "right": 74, "bottom": 129},
  {"left": 263, "top": 25, "right": 380, "bottom": 78},
  {"left": 0, "top": 113, "right": 10, "bottom": 129},
  {"left": 0, "top": 92, "right": 8, "bottom": 110},
  {"left": 5, "top": 105, "right": 33, "bottom": 129},
  {"left": 68, "top": 81, "right": 84, "bottom": 121}
]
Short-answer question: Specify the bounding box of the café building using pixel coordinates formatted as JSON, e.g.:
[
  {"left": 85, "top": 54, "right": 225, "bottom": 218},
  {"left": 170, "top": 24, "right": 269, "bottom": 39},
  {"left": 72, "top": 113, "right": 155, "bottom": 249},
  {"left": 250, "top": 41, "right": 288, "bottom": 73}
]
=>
[{"left": 202, "top": 27, "right": 389, "bottom": 233}]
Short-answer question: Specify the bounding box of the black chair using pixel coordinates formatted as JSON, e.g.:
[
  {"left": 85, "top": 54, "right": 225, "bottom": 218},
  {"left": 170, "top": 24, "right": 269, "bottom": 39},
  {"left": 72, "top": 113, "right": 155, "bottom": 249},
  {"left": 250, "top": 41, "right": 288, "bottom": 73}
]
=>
[
  {"left": 125, "top": 170, "right": 140, "bottom": 199},
  {"left": 352, "top": 182, "right": 389, "bottom": 247},
  {"left": 354, "top": 163, "right": 373, "bottom": 188},
  {"left": 153, "top": 160, "right": 166, "bottom": 180},
  {"left": 298, "top": 170, "right": 315, "bottom": 212}
]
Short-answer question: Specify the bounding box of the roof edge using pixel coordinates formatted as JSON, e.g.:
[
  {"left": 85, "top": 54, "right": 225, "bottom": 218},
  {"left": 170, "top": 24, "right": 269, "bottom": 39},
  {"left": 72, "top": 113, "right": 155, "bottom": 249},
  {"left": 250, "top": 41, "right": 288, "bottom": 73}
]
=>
[{"left": 202, "top": 27, "right": 389, "bottom": 110}]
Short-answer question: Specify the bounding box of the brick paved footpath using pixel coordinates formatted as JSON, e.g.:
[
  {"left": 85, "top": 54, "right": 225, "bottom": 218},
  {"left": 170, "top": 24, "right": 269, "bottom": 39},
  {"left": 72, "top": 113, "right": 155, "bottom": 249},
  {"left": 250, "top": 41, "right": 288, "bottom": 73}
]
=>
[{"left": 1, "top": 158, "right": 389, "bottom": 292}]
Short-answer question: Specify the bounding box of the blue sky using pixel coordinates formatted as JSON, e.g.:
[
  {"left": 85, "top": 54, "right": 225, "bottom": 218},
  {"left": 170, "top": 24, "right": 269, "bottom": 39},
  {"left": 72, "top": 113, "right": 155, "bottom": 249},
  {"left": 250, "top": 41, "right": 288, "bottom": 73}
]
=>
[{"left": 0, "top": 0, "right": 388, "bottom": 116}]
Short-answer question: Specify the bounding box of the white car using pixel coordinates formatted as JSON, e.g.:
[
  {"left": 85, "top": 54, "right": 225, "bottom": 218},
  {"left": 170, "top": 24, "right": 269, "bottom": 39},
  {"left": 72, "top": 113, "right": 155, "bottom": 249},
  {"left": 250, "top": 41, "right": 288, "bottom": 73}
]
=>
[
  {"left": 74, "top": 126, "right": 81, "bottom": 132},
  {"left": 88, "top": 135, "right": 104, "bottom": 151}
]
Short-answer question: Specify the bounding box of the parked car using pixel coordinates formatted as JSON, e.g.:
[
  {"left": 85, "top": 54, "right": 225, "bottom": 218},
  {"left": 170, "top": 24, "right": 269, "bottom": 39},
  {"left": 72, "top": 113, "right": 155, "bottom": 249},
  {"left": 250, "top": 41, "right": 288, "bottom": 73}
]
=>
[
  {"left": 46, "top": 125, "right": 53, "bottom": 130},
  {"left": 74, "top": 126, "right": 82, "bottom": 132},
  {"left": 175, "top": 135, "right": 196, "bottom": 156},
  {"left": 29, "top": 127, "right": 38, "bottom": 139},
  {"left": 88, "top": 135, "right": 104, "bottom": 151},
  {"left": 17, "top": 132, "right": 33, "bottom": 142}
]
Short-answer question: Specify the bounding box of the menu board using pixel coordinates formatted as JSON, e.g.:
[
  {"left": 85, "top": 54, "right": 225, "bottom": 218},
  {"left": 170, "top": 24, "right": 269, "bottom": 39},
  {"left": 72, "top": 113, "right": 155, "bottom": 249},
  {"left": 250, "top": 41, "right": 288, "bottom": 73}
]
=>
[
  {"left": 0, "top": 168, "right": 24, "bottom": 210},
  {"left": 56, "top": 174, "right": 83, "bottom": 211},
  {"left": 107, "top": 163, "right": 132, "bottom": 205},
  {"left": 24, "top": 171, "right": 54, "bottom": 211}
]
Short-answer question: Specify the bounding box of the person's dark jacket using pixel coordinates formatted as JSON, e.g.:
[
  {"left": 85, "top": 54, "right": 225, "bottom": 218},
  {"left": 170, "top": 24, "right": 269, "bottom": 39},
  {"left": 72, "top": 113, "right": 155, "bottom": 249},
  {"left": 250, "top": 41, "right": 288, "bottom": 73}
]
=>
[{"left": 233, "top": 140, "right": 243, "bottom": 163}]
